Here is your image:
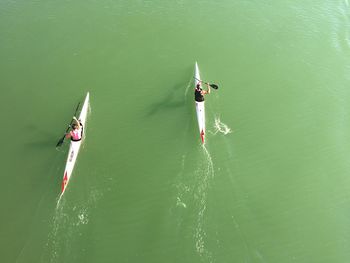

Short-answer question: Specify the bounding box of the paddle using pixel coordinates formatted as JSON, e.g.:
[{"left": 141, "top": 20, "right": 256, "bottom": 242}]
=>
[
  {"left": 194, "top": 77, "right": 219, "bottom": 90},
  {"left": 56, "top": 102, "right": 80, "bottom": 147}
]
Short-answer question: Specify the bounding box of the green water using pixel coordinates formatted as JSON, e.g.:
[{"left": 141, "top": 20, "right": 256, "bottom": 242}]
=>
[{"left": 2, "top": 0, "right": 350, "bottom": 262}]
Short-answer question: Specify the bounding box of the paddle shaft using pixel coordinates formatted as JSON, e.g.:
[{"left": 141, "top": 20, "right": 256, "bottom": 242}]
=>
[
  {"left": 194, "top": 77, "right": 219, "bottom": 89},
  {"left": 56, "top": 102, "right": 80, "bottom": 147}
]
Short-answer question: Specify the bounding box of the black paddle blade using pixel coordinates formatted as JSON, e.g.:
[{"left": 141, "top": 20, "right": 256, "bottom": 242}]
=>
[
  {"left": 210, "top": 84, "right": 219, "bottom": 90},
  {"left": 56, "top": 102, "right": 80, "bottom": 148},
  {"left": 56, "top": 135, "right": 65, "bottom": 147}
]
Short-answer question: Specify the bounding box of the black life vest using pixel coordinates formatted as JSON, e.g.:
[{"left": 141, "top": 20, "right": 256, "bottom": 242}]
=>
[{"left": 195, "top": 87, "right": 204, "bottom": 102}]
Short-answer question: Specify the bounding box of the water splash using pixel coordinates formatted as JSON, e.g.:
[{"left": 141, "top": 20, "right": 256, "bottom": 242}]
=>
[
  {"left": 213, "top": 117, "right": 232, "bottom": 135},
  {"left": 176, "top": 197, "right": 187, "bottom": 208}
]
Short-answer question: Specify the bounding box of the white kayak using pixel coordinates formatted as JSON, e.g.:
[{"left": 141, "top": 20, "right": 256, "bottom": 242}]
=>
[
  {"left": 195, "top": 62, "right": 205, "bottom": 144},
  {"left": 60, "top": 92, "right": 90, "bottom": 198}
]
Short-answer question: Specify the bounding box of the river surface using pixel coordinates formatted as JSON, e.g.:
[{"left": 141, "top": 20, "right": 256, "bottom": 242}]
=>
[{"left": 1, "top": 1, "right": 350, "bottom": 262}]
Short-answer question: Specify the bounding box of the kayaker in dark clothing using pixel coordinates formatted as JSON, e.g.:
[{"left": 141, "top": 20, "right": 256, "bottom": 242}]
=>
[{"left": 195, "top": 81, "right": 211, "bottom": 102}]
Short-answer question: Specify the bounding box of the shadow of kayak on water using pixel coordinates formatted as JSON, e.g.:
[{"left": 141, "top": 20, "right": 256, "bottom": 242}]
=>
[
  {"left": 145, "top": 82, "right": 189, "bottom": 117},
  {"left": 21, "top": 123, "right": 64, "bottom": 149}
]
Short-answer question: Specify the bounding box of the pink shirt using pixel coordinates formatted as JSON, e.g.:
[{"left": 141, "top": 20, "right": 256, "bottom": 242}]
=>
[{"left": 70, "top": 129, "right": 81, "bottom": 141}]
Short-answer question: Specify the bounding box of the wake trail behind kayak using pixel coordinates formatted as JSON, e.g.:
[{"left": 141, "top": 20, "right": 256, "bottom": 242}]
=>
[
  {"left": 14, "top": 153, "right": 65, "bottom": 263},
  {"left": 43, "top": 188, "right": 101, "bottom": 263},
  {"left": 173, "top": 144, "right": 215, "bottom": 262},
  {"left": 194, "top": 145, "right": 214, "bottom": 261}
]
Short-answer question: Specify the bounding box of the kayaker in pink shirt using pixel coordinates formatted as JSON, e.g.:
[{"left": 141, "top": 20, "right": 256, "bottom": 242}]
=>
[{"left": 65, "top": 117, "right": 83, "bottom": 142}]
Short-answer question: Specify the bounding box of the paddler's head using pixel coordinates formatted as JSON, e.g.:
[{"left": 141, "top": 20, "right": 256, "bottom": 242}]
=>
[
  {"left": 196, "top": 83, "right": 202, "bottom": 90},
  {"left": 72, "top": 123, "right": 78, "bottom": 130}
]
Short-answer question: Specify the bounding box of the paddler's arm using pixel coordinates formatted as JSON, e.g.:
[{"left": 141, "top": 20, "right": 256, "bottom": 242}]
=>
[
  {"left": 201, "top": 83, "right": 211, "bottom": 95},
  {"left": 206, "top": 83, "right": 211, "bottom": 94},
  {"left": 65, "top": 132, "right": 71, "bottom": 139}
]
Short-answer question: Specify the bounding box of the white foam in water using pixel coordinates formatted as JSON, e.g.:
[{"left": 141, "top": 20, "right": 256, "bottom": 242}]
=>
[
  {"left": 44, "top": 189, "right": 102, "bottom": 262},
  {"left": 174, "top": 146, "right": 215, "bottom": 262},
  {"left": 77, "top": 210, "right": 89, "bottom": 225},
  {"left": 194, "top": 145, "right": 214, "bottom": 261},
  {"left": 213, "top": 117, "right": 232, "bottom": 135},
  {"left": 176, "top": 197, "right": 187, "bottom": 208}
]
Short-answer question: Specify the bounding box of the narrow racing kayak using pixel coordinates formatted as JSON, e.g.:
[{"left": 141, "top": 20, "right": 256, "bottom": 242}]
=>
[
  {"left": 195, "top": 62, "right": 205, "bottom": 144},
  {"left": 59, "top": 92, "right": 90, "bottom": 199}
]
